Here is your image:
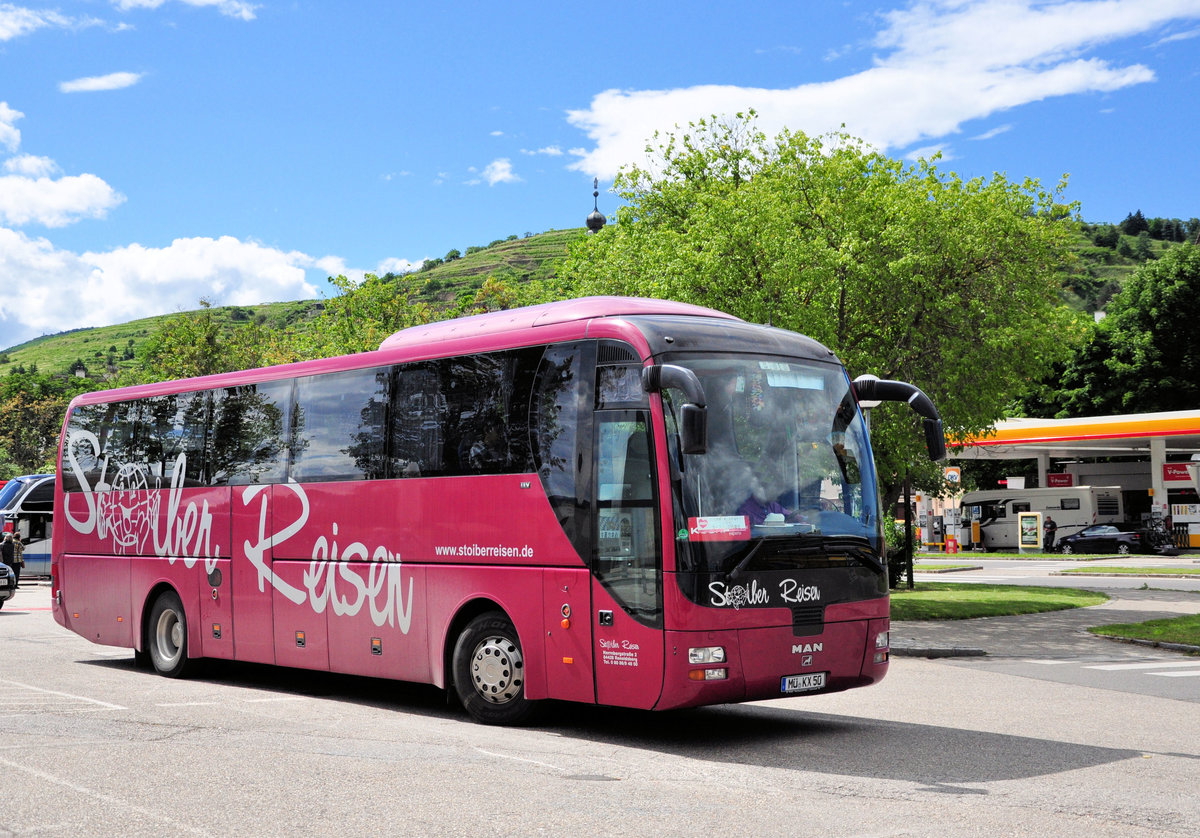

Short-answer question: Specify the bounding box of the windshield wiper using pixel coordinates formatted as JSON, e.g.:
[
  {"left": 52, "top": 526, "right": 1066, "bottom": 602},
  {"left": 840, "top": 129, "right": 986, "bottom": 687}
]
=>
[
  {"left": 820, "top": 536, "right": 884, "bottom": 573},
  {"left": 726, "top": 534, "right": 884, "bottom": 576},
  {"left": 724, "top": 538, "right": 767, "bottom": 584}
]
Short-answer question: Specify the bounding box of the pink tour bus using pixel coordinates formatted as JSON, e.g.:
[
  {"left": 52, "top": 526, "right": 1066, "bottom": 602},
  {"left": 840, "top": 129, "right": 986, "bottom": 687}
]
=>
[{"left": 53, "top": 296, "right": 944, "bottom": 724}]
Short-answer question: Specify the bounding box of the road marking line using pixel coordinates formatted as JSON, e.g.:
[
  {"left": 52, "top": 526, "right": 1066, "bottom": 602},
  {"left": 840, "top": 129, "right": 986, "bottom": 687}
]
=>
[
  {"left": 1148, "top": 670, "right": 1200, "bottom": 678},
  {"left": 156, "top": 701, "right": 221, "bottom": 707},
  {"left": 1085, "top": 661, "right": 1200, "bottom": 671},
  {"left": 475, "top": 747, "right": 565, "bottom": 772},
  {"left": 243, "top": 696, "right": 307, "bottom": 703},
  {"left": 0, "top": 678, "right": 126, "bottom": 710},
  {"left": 0, "top": 756, "right": 212, "bottom": 836}
]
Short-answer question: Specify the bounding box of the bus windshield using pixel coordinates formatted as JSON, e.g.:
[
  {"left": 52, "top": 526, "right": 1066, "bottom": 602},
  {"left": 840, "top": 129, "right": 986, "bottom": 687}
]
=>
[{"left": 664, "top": 356, "right": 881, "bottom": 575}]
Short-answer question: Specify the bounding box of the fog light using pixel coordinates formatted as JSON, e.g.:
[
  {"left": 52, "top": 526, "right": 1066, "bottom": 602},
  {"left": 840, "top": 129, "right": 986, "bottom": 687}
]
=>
[
  {"left": 875, "top": 631, "right": 889, "bottom": 649},
  {"left": 688, "top": 646, "right": 726, "bottom": 664},
  {"left": 874, "top": 651, "right": 889, "bottom": 665},
  {"left": 688, "top": 668, "right": 728, "bottom": 681}
]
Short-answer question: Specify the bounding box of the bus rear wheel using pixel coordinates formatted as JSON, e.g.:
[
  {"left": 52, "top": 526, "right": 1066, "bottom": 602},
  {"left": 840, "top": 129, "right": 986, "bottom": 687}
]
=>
[
  {"left": 452, "top": 611, "right": 536, "bottom": 725},
  {"left": 147, "top": 590, "right": 193, "bottom": 678}
]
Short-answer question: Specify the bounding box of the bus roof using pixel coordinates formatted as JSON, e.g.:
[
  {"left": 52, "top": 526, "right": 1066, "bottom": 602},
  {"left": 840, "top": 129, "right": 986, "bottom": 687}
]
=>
[{"left": 379, "top": 296, "right": 740, "bottom": 352}]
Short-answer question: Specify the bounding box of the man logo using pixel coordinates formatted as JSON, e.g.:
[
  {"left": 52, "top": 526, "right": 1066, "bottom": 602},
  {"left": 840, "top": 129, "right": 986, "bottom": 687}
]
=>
[{"left": 791, "top": 642, "right": 823, "bottom": 655}]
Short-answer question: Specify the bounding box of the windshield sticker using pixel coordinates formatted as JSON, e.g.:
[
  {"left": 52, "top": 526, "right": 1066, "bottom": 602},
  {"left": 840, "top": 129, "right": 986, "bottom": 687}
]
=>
[{"left": 688, "top": 516, "right": 751, "bottom": 542}]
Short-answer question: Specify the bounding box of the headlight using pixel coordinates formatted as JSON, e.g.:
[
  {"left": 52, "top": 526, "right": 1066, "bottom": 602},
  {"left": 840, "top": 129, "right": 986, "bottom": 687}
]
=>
[
  {"left": 688, "top": 646, "right": 726, "bottom": 664},
  {"left": 875, "top": 631, "right": 890, "bottom": 649}
]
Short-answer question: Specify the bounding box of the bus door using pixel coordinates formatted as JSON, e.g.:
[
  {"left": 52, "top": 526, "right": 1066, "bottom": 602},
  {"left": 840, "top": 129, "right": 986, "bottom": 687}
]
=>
[
  {"left": 591, "top": 410, "right": 665, "bottom": 708},
  {"left": 229, "top": 484, "right": 277, "bottom": 664}
]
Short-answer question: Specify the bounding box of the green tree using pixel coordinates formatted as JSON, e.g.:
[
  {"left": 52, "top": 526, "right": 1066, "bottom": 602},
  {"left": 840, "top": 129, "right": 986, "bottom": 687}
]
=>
[
  {"left": 1092, "top": 224, "right": 1120, "bottom": 248},
  {"left": 1134, "top": 231, "right": 1154, "bottom": 261},
  {"left": 1033, "top": 243, "right": 1200, "bottom": 416},
  {"left": 1121, "top": 210, "right": 1148, "bottom": 236},
  {"left": 0, "top": 368, "right": 99, "bottom": 473},
  {"left": 294, "top": 273, "right": 438, "bottom": 357},
  {"left": 547, "top": 113, "right": 1083, "bottom": 506},
  {"left": 136, "top": 299, "right": 289, "bottom": 382}
]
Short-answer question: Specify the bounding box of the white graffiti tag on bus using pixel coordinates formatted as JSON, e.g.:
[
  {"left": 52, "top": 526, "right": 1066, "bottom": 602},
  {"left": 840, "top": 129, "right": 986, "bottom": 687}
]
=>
[
  {"left": 65, "top": 431, "right": 219, "bottom": 571},
  {"left": 240, "top": 483, "right": 414, "bottom": 632},
  {"left": 64, "top": 431, "right": 414, "bottom": 633}
]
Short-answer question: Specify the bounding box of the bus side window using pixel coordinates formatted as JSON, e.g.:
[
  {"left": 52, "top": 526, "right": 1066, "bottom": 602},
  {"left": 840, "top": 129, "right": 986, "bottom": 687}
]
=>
[
  {"left": 209, "top": 381, "right": 293, "bottom": 486},
  {"left": 291, "top": 367, "right": 389, "bottom": 482},
  {"left": 531, "top": 342, "right": 590, "bottom": 561}
]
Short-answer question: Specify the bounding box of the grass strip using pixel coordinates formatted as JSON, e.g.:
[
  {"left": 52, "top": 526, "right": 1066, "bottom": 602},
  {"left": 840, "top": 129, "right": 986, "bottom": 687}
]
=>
[
  {"left": 1058, "top": 566, "right": 1200, "bottom": 576},
  {"left": 1088, "top": 613, "right": 1200, "bottom": 648},
  {"left": 889, "top": 582, "right": 1108, "bottom": 621}
]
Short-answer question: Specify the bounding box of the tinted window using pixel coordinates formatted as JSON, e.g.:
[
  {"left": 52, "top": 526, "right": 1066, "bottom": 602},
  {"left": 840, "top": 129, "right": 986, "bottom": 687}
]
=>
[
  {"left": 532, "top": 342, "right": 591, "bottom": 559},
  {"left": 141, "top": 391, "right": 209, "bottom": 486},
  {"left": 391, "top": 362, "right": 446, "bottom": 477},
  {"left": 210, "top": 380, "right": 292, "bottom": 485},
  {"left": 390, "top": 350, "right": 540, "bottom": 478},
  {"left": 292, "top": 367, "right": 389, "bottom": 482},
  {"left": 595, "top": 410, "right": 661, "bottom": 625},
  {"left": 63, "top": 401, "right": 142, "bottom": 492},
  {"left": 22, "top": 478, "right": 54, "bottom": 513}
]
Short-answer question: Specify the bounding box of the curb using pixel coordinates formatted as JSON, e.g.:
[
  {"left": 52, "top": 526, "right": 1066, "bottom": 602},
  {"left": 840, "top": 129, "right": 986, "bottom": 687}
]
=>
[
  {"left": 1095, "top": 635, "right": 1200, "bottom": 654},
  {"left": 890, "top": 644, "right": 986, "bottom": 658}
]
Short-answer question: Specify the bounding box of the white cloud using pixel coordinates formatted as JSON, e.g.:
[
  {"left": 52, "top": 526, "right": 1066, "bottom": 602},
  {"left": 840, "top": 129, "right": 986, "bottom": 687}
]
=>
[
  {"left": 971, "top": 123, "right": 1013, "bottom": 140},
  {"left": 0, "top": 172, "right": 125, "bottom": 227},
  {"left": 0, "top": 4, "right": 74, "bottom": 41},
  {"left": 481, "top": 158, "right": 520, "bottom": 186},
  {"left": 521, "top": 146, "right": 564, "bottom": 156},
  {"left": 0, "top": 102, "right": 22, "bottom": 152},
  {"left": 3, "top": 155, "right": 60, "bottom": 177},
  {"left": 905, "top": 144, "right": 954, "bottom": 162},
  {"left": 59, "top": 72, "right": 144, "bottom": 93},
  {"left": 376, "top": 257, "right": 421, "bottom": 275},
  {"left": 1154, "top": 25, "right": 1200, "bottom": 44},
  {"left": 566, "top": 0, "right": 1200, "bottom": 178},
  {"left": 0, "top": 228, "right": 320, "bottom": 348},
  {"left": 113, "top": 0, "right": 258, "bottom": 22}
]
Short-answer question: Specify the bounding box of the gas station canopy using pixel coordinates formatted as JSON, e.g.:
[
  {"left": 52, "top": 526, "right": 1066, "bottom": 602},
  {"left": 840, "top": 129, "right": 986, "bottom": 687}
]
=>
[{"left": 952, "top": 410, "right": 1200, "bottom": 512}]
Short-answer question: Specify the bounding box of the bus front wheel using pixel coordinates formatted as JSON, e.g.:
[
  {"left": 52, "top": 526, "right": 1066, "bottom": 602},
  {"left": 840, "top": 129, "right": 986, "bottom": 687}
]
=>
[
  {"left": 452, "top": 611, "right": 536, "bottom": 725},
  {"left": 147, "top": 590, "right": 193, "bottom": 678}
]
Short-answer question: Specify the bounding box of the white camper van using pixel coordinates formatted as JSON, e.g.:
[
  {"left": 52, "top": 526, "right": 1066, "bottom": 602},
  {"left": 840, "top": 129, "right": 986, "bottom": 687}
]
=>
[{"left": 959, "top": 486, "right": 1124, "bottom": 551}]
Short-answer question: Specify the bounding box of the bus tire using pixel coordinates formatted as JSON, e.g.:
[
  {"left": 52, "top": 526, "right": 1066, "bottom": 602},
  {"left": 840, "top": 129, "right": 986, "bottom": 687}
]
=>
[
  {"left": 452, "top": 611, "right": 536, "bottom": 726},
  {"left": 147, "top": 590, "right": 193, "bottom": 678}
]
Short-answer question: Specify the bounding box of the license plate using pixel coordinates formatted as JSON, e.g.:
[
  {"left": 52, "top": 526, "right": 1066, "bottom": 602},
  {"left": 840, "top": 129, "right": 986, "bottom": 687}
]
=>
[{"left": 781, "top": 672, "right": 827, "bottom": 694}]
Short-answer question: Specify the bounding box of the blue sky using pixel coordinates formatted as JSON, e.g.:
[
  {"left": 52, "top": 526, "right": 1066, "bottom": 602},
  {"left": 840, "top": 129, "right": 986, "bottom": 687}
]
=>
[{"left": 2, "top": 0, "right": 1199, "bottom": 350}]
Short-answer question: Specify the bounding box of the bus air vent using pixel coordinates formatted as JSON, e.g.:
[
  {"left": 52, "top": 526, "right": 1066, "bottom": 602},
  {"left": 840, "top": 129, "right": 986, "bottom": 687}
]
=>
[
  {"left": 598, "top": 342, "right": 639, "bottom": 364},
  {"left": 791, "top": 605, "right": 824, "bottom": 637}
]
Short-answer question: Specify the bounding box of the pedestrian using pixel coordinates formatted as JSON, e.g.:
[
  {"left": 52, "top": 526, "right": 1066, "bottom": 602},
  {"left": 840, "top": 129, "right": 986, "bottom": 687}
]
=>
[
  {"left": 11, "top": 532, "right": 23, "bottom": 587},
  {"left": 1043, "top": 516, "right": 1058, "bottom": 552},
  {"left": 1, "top": 532, "right": 13, "bottom": 579}
]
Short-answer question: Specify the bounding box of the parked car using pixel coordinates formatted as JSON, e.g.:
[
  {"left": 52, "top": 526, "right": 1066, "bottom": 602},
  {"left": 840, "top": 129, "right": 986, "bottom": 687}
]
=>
[
  {"left": 1058, "top": 525, "right": 1143, "bottom": 555},
  {"left": 0, "top": 562, "right": 14, "bottom": 609}
]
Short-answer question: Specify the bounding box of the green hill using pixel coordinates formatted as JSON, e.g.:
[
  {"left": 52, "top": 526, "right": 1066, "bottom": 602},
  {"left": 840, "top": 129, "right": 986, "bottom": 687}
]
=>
[
  {"left": 0, "top": 221, "right": 1182, "bottom": 379},
  {"left": 0, "top": 228, "right": 585, "bottom": 378}
]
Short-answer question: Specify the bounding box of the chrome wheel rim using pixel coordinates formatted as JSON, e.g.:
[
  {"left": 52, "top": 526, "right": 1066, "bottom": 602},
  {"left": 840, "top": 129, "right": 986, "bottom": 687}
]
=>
[
  {"left": 470, "top": 636, "right": 523, "bottom": 705},
  {"left": 154, "top": 608, "right": 183, "bottom": 668}
]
